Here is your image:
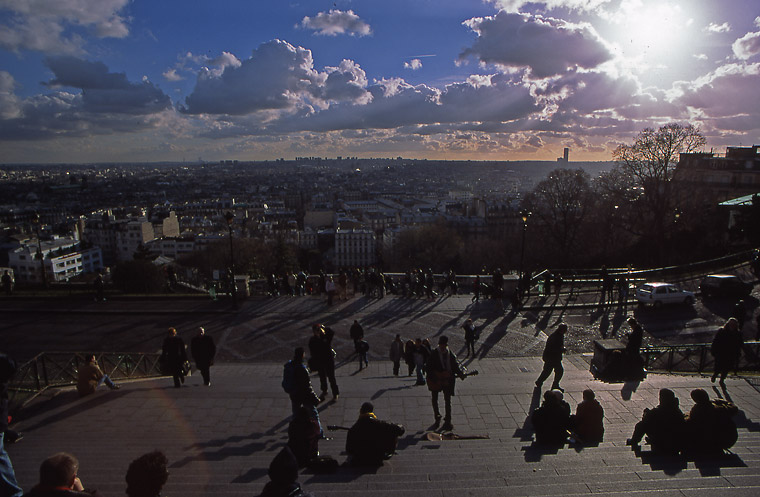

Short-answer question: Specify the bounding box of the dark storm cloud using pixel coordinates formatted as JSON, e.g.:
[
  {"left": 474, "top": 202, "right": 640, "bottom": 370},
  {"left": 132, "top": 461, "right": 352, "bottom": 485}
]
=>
[
  {"left": 44, "top": 56, "right": 171, "bottom": 114},
  {"left": 459, "top": 11, "right": 613, "bottom": 78}
]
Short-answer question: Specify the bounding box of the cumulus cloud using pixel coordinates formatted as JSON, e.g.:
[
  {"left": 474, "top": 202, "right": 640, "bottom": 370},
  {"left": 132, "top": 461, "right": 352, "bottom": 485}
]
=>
[
  {"left": 673, "top": 63, "right": 760, "bottom": 122},
  {"left": 459, "top": 11, "right": 613, "bottom": 78},
  {"left": 0, "top": 56, "right": 173, "bottom": 141},
  {"left": 0, "top": 0, "right": 130, "bottom": 54},
  {"left": 163, "top": 69, "right": 183, "bottom": 82},
  {"left": 0, "top": 71, "right": 21, "bottom": 119},
  {"left": 693, "top": 53, "right": 708, "bottom": 61},
  {"left": 298, "top": 9, "right": 372, "bottom": 37},
  {"left": 182, "top": 40, "right": 371, "bottom": 116},
  {"left": 704, "top": 22, "right": 731, "bottom": 34},
  {"left": 404, "top": 59, "right": 423, "bottom": 70},
  {"left": 733, "top": 29, "right": 760, "bottom": 59},
  {"left": 488, "top": 0, "right": 611, "bottom": 13}
]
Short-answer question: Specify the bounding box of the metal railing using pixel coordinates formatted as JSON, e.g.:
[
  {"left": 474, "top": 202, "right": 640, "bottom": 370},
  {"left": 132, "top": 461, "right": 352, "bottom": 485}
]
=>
[
  {"left": 7, "top": 351, "right": 164, "bottom": 412},
  {"left": 642, "top": 341, "right": 760, "bottom": 374}
]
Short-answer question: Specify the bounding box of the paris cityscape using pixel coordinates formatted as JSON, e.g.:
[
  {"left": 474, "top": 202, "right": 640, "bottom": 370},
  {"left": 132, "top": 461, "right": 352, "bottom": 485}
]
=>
[{"left": 1, "top": 1, "right": 760, "bottom": 496}]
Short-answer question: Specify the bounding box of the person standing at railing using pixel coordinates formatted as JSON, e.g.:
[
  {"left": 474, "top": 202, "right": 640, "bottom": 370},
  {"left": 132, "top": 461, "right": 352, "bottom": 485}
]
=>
[
  {"left": 76, "top": 354, "right": 120, "bottom": 397},
  {"left": 0, "top": 353, "right": 22, "bottom": 497},
  {"left": 711, "top": 317, "right": 743, "bottom": 386}
]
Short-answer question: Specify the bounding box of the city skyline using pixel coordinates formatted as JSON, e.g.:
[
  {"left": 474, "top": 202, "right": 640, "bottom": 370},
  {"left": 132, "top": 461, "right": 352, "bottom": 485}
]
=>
[{"left": 1, "top": 0, "right": 759, "bottom": 164}]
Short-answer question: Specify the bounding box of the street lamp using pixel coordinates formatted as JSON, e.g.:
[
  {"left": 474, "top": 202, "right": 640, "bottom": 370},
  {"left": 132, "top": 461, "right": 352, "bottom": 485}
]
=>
[
  {"left": 31, "top": 212, "right": 48, "bottom": 288},
  {"left": 224, "top": 211, "right": 238, "bottom": 309},
  {"left": 518, "top": 210, "right": 531, "bottom": 279}
]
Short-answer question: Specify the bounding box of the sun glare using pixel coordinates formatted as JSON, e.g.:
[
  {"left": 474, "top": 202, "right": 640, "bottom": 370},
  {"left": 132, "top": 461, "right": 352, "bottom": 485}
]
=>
[{"left": 613, "top": 2, "right": 685, "bottom": 61}]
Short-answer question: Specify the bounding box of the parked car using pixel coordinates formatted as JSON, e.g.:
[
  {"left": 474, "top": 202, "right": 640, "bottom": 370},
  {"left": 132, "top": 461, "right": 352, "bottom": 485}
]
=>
[
  {"left": 699, "top": 274, "right": 753, "bottom": 299},
  {"left": 636, "top": 282, "right": 695, "bottom": 307}
]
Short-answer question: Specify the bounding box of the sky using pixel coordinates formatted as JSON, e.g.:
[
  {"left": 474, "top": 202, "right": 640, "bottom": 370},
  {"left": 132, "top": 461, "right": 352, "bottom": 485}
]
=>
[{"left": 1, "top": 0, "right": 759, "bottom": 164}]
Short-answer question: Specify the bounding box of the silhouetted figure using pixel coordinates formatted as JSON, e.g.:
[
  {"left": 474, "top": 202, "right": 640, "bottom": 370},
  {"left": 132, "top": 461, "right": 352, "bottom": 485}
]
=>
[
  {"left": 161, "top": 327, "right": 187, "bottom": 388},
  {"left": 125, "top": 451, "right": 168, "bottom": 497},
  {"left": 570, "top": 389, "right": 604, "bottom": 444},
  {"left": 288, "top": 406, "right": 321, "bottom": 468},
  {"left": 260, "top": 446, "right": 316, "bottom": 497},
  {"left": 627, "top": 388, "right": 685, "bottom": 454},
  {"left": 282, "top": 347, "right": 322, "bottom": 436},
  {"left": 711, "top": 317, "right": 743, "bottom": 385},
  {"left": 531, "top": 390, "right": 571, "bottom": 446},
  {"left": 535, "top": 323, "right": 567, "bottom": 392},
  {"left": 190, "top": 326, "right": 216, "bottom": 386},
  {"left": 463, "top": 319, "right": 477, "bottom": 357},
  {"left": 308, "top": 324, "right": 339, "bottom": 401},
  {"left": 683, "top": 388, "right": 738, "bottom": 454},
  {"left": 389, "top": 335, "right": 404, "bottom": 376},
  {"left": 1, "top": 271, "right": 11, "bottom": 296},
  {"left": 346, "top": 402, "right": 405, "bottom": 466},
  {"left": 427, "top": 336, "right": 467, "bottom": 431}
]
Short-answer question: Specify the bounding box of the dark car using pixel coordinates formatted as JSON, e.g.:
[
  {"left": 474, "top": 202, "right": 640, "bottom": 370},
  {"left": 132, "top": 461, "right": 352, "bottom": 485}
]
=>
[{"left": 699, "top": 274, "right": 752, "bottom": 299}]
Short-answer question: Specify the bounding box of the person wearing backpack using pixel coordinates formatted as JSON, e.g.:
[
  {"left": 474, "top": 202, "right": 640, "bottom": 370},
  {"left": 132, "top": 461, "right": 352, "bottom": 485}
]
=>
[{"left": 283, "top": 348, "right": 323, "bottom": 436}]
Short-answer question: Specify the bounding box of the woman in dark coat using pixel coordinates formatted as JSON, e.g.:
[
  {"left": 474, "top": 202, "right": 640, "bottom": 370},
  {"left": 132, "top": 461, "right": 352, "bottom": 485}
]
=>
[
  {"left": 161, "top": 327, "right": 187, "bottom": 388},
  {"left": 711, "top": 317, "right": 743, "bottom": 385}
]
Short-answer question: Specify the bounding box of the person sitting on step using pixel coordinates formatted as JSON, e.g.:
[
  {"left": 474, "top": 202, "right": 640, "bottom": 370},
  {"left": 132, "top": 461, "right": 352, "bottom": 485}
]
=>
[{"left": 346, "top": 402, "right": 405, "bottom": 466}]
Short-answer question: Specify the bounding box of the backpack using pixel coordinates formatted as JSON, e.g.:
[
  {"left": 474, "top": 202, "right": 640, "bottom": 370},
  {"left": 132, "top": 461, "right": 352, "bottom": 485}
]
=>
[{"left": 282, "top": 361, "right": 297, "bottom": 394}]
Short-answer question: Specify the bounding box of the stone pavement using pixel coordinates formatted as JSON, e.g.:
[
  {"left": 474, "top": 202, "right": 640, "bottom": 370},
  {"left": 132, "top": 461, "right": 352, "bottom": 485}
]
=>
[{"left": 7, "top": 355, "right": 760, "bottom": 496}]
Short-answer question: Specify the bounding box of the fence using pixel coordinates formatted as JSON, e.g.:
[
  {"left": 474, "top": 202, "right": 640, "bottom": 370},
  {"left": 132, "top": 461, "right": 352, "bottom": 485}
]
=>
[
  {"left": 7, "top": 351, "right": 164, "bottom": 413},
  {"left": 642, "top": 341, "right": 760, "bottom": 374}
]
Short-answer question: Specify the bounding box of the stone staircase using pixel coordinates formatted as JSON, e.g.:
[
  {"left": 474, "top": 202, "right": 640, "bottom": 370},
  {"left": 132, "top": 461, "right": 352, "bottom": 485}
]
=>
[{"left": 7, "top": 357, "right": 760, "bottom": 497}]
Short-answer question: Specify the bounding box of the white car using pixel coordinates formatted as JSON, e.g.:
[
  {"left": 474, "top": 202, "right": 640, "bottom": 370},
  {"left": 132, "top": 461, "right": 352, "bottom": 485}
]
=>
[{"left": 636, "top": 282, "right": 695, "bottom": 307}]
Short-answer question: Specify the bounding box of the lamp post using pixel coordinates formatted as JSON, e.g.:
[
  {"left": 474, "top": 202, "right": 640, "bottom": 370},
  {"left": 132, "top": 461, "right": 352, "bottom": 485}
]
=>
[
  {"left": 32, "top": 212, "right": 48, "bottom": 288},
  {"left": 224, "top": 211, "right": 238, "bottom": 309},
  {"left": 518, "top": 210, "right": 531, "bottom": 279}
]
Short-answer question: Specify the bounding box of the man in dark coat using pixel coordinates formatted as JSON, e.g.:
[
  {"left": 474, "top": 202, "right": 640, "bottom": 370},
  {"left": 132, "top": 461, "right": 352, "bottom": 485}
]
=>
[
  {"left": 22, "top": 452, "right": 103, "bottom": 497},
  {"left": 161, "top": 327, "right": 188, "bottom": 388},
  {"left": 535, "top": 323, "right": 567, "bottom": 392},
  {"left": 683, "top": 388, "right": 738, "bottom": 453},
  {"left": 125, "top": 451, "right": 168, "bottom": 497},
  {"left": 190, "top": 326, "right": 216, "bottom": 386},
  {"left": 711, "top": 317, "right": 743, "bottom": 385},
  {"left": 346, "top": 402, "right": 405, "bottom": 466},
  {"left": 308, "top": 324, "right": 339, "bottom": 401},
  {"left": 0, "top": 353, "right": 22, "bottom": 497},
  {"left": 285, "top": 347, "right": 323, "bottom": 436},
  {"left": 427, "top": 335, "right": 467, "bottom": 431},
  {"left": 626, "top": 388, "right": 685, "bottom": 454}
]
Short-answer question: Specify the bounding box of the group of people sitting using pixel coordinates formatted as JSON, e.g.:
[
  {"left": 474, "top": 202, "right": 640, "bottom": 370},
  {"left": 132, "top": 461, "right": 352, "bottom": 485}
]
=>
[
  {"left": 532, "top": 389, "right": 605, "bottom": 446},
  {"left": 532, "top": 386, "right": 738, "bottom": 455},
  {"left": 626, "top": 388, "right": 738, "bottom": 455},
  {"left": 21, "top": 450, "right": 167, "bottom": 497}
]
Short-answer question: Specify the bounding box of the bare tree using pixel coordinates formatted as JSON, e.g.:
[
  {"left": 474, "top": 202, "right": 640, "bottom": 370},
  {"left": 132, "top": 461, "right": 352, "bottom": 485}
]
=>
[
  {"left": 524, "top": 168, "right": 592, "bottom": 267},
  {"left": 613, "top": 122, "right": 705, "bottom": 262}
]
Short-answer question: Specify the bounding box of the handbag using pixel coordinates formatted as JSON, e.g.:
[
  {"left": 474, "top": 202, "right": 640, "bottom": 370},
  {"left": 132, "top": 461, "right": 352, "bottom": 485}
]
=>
[{"left": 181, "top": 361, "right": 192, "bottom": 376}]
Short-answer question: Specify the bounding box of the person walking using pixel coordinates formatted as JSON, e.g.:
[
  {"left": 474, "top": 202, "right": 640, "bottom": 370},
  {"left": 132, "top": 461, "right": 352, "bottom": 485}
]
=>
[
  {"left": 389, "top": 334, "right": 404, "bottom": 376},
  {"left": 535, "top": 323, "right": 568, "bottom": 392},
  {"left": 190, "top": 326, "right": 216, "bottom": 386},
  {"left": 711, "top": 317, "right": 743, "bottom": 385},
  {"left": 308, "top": 324, "right": 339, "bottom": 401},
  {"left": 462, "top": 319, "right": 477, "bottom": 357},
  {"left": 349, "top": 320, "right": 364, "bottom": 356},
  {"left": 161, "top": 327, "right": 188, "bottom": 388},
  {"left": 427, "top": 335, "right": 467, "bottom": 431},
  {"left": 325, "top": 277, "right": 336, "bottom": 306},
  {"left": 1, "top": 271, "right": 12, "bottom": 296}
]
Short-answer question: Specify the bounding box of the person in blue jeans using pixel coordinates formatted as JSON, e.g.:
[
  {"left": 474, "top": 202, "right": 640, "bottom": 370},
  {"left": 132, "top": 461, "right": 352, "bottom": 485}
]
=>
[{"left": 0, "top": 353, "right": 22, "bottom": 497}]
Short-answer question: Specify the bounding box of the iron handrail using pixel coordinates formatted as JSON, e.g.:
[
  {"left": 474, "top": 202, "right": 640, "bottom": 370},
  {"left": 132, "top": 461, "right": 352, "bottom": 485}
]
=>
[
  {"left": 642, "top": 341, "right": 760, "bottom": 374},
  {"left": 7, "top": 351, "right": 165, "bottom": 413}
]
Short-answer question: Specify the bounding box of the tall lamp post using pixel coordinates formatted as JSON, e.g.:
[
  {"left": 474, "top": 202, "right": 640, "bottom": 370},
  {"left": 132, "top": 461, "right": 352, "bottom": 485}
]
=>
[
  {"left": 32, "top": 212, "right": 48, "bottom": 288},
  {"left": 224, "top": 211, "right": 238, "bottom": 309},
  {"left": 518, "top": 210, "right": 531, "bottom": 279}
]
